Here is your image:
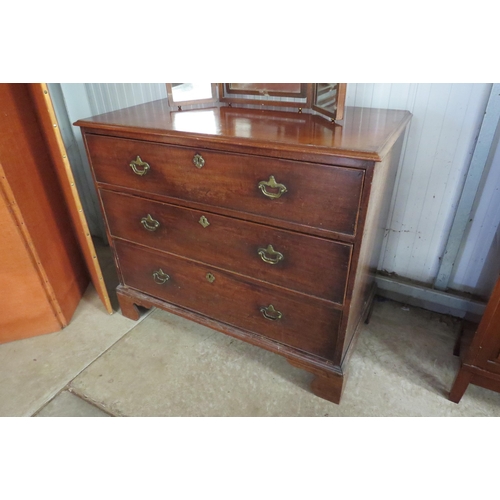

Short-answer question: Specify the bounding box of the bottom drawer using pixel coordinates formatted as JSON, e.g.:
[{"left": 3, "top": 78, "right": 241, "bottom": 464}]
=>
[{"left": 115, "top": 240, "right": 341, "bottom": 361}]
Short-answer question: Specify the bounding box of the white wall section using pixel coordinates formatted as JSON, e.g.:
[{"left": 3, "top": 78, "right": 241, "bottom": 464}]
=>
[
  {"left": 85, "top": 83, "right": 167, "bottom": 115},
  {"left": 346, "top": 84, "right": 494, "bottom": 296}
]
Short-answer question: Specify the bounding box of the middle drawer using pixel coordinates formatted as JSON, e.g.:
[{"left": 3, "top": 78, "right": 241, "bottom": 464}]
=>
[{"left": 101, "top": 190, "right": 352, "bottom": 304}]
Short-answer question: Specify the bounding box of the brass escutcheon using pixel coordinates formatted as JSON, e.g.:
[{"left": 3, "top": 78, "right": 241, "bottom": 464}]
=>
[
  {"left": 130, "top": 156, "right": 150, "bottom": 176},
  {"left": 199, "top": 215, "right": 210, "bottom": 228},
  {"left": 257, "top": 244, "right": 284, "bottom": 265},
  {"left": 153, "top": 269, "right": 170, "bottom": 284},
  {"left": 141, "top": 214, "right": 160, "bottom": 232},
  {"left": 206, "top": 272, "right": 215, "bottom": 283},
  {"left": 193, "top": 153, "right": 205, "bottom": 169},
  {"left": 258, "top": 175, "right": 287, "bottom": 199},
  {"left": 260, "top": 304, "right": 283, "bottom": 321}
]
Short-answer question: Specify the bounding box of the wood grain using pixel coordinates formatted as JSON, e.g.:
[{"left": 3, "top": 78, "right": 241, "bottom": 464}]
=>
[
  {"left": 338, "top": 135, "right": 405, "bottom": 365},
  {"left": 450, "top": 273, "right": 500, "bottom": 402},
  {"left": 75, "top": 102, "right": 411, "bottom": 163},
  {"left": 100, "top": 189, "right": 352, "bottom": 304},
  {"left": 0, "top": 83, "right": 91, "bottom": 342},
  {"left": 86, "top": 133, "right": 364, "bottom": 237},
  {"left": 115, "top": 240, "right": 342, "bottom": 360},
  {"left": 117, "top": 283, "right": 346, "bottom": 403},
  {"left": 0, "top": 164, "right": 62, "bottom": 342},
  {"left": 78, "top": 102, "right": 411, "bottom": 404},
  {"left": 0, "top": 84, "right": 88, "bottom": 325}
]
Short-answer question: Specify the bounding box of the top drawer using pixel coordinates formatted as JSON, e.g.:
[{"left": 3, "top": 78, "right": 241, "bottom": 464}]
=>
[{"left": 85, "top": 134, "right": 364, "bottom": 237}]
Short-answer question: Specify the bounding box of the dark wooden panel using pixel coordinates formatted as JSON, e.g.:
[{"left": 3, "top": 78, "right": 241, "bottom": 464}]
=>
[
  {"left": 87, "top": 134, "right": 364, "bottom": 237},
  {"left": 76, "top": 102, "right": 412, "bottom": 404},
  {"left": 117, "top": 285, "right": 345, "bottom": 379},
  {"left": 339, "top": 135, "right": 405, "bottom": 365},
  {"left": 449, "top": 275, "right": 500, "bottom": 402},
  {"left": 115, "top": 240, "right": 341, "bottom": 360},
  {"left": 466, "top": 274, "right": 500, "bottom": 376},
  {"left": 101, "top": 190, "right": 352, "bottom": 304}
]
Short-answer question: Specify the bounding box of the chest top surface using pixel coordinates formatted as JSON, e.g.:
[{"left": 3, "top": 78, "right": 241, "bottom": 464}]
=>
[{"left": 75, "top": 100, "right": 411, "bottom": 163}]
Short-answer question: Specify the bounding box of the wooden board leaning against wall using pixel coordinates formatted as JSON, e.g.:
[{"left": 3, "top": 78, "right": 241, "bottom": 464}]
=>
[
  {"left": 0, "top": 83, "right": 112, "bottom": 344},
  {"left": 30, "top": 84, "right": 112, "bottom": 314}
]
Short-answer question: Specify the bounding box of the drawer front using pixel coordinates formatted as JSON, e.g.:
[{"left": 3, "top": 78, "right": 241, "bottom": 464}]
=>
[
  {"left": 87, "top": 134, "right": 364, "bottom": 236},
  {"left": 101, "top": 190, "right": 352, "bottom": 304},
  {"left": 115, "top": 240, "right": 341, "bottom": 360}
]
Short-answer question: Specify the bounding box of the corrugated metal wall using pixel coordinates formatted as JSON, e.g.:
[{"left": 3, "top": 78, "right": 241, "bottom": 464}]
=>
[
  {"left": 448, "top": 130, "right": 500, "bottom": 299},
  {"left": 345, "top": 84, "right": 496, "bottom": 298},
  {"left": 85, "top": 83, "right": 167, "bottom": 115},
  {"left": 75, "top": 83, "right": 498, "bottom": 299}
]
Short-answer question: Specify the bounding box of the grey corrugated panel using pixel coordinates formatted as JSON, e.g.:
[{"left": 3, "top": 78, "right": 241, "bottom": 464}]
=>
[
  {"left": 434, "top": 83, "right": 500, "bottom": 291},
  {"left": 375, "top": 275, "right": 486, "bottom": 319}
]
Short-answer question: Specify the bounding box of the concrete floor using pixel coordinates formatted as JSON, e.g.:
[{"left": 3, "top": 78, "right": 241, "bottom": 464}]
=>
[{"left": 1, "top": 243, "right": 499, "bottom": 416}]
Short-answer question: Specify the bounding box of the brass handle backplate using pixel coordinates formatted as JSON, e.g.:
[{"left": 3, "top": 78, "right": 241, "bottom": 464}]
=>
[
  {"left": 141, "top": 214, "right": 160, "bottom": 232},
  {"left": 130, "top": 156, "right": 150, "bottom": 176},
  {"left": 153, "top": 269, "right": 170, "bottom": 284},
  {"left": 258, "top": 175, "right": 287, "bottom": 199},
  {"left": 260, "top": 304, "right": 283, "bottom": 321},
  {"left": 258, "top": 244, "right": 284, "bottom": 265},
  {"left": 193, "top": 153, "right": 205, "bottom": 169}
]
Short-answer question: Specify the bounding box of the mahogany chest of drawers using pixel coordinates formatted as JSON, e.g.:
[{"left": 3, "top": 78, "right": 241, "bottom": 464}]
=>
[{"left": 76, "top": 102, "right": 411, "bottom": 404}]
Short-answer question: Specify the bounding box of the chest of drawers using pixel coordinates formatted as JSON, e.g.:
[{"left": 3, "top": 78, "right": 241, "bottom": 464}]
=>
[{"left": 76, "top": 102, "right": 411, "bottom": 404}]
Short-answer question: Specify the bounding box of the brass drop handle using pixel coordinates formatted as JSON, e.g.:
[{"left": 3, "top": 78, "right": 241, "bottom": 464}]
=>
[
  {"left": 141, "top": 214, "right": 160, "bottom": 232},
  {"left": 130, "top": 156, "right": 150, "bottom": 176},
  {"left": 258, "top": 175, "right": 287, "bottom": 199},
  {"left": 152, "top": 269, "right": 170, "bottom": 284},
  {"left": 193, "top": 153, "right": 205, "bottom": 169},
  {"left": 260, "top": 304, "right": 283, "bottom": 321},
  {"left": 258, "top": 244, "right": 284, "bottom": 265}
]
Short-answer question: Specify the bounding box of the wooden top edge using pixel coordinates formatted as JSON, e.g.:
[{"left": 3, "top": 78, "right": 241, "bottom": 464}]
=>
[{"left": 75, "top": 102, "right": 412, "bottom": 162}]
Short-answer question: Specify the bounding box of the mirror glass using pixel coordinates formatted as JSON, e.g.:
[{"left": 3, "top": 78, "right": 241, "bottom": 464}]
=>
[
  {"left": 313, "top": 83, "right": 339, "bottom": 113},
  {"left": 169, "top": 83, "right": 214, "bottom": 103},
  {"left": 227, "top": 83, "right": 303, "bottom": 95}
]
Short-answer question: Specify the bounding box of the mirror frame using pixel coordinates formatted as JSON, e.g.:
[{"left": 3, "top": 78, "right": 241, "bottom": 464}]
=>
[
  {"left": 165, "top": 83, "right": 347, "bottom": 121},
  {"left": 311, "top": 83, "right": 347, "bottom": 121}
]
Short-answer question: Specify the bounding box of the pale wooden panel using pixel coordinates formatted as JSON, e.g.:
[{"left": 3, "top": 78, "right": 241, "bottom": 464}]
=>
[
  {"left": 0, "top": 84, "right": 89, "bottom": 323},
  {"left": 0, "top": 166, "right": 62, "bottom": 343}
]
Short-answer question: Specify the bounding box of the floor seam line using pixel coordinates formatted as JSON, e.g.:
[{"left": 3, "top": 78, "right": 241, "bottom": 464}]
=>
[
  {"left": 65, "top": 310, "right": 154, "bottom": 386},
  {"left": 66, "top": 387, "right": 119, "bottom": 417},
  {"left": 30, "top": 309, "right": 154, "bottom": 417}
]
